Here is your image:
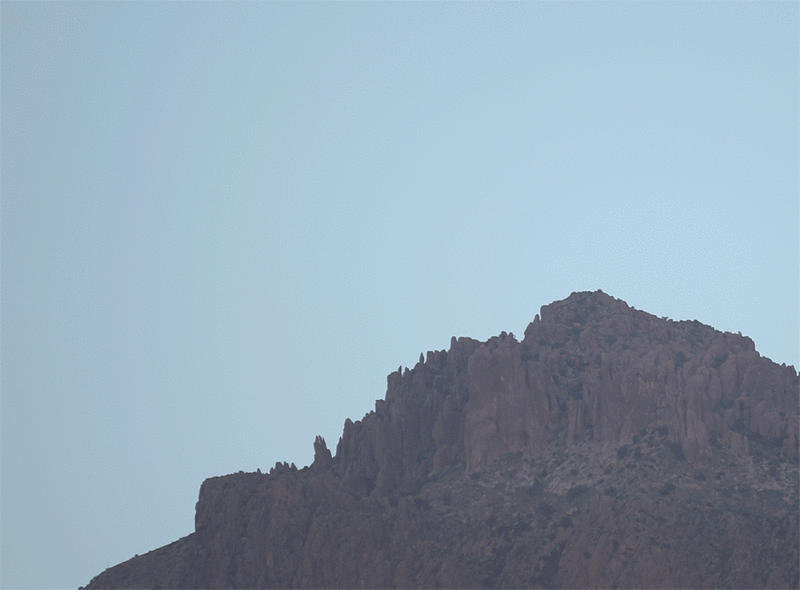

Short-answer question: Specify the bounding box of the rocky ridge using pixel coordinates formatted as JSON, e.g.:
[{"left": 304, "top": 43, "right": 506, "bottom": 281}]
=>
[{"left": 84, "top": 291, "right": 799, "bottom": 589}]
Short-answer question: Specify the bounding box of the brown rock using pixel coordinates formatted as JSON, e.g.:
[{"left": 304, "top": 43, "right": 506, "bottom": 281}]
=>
[{"left": 84, "top": 291, "right": 799, "bottom": 590}]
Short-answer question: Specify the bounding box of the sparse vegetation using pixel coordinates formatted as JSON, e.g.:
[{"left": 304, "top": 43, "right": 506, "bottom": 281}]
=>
[
  {"left": 730, "top": 418, "right": 746, "bottom": 434},
  {"left": 567, "top": 484, "right": 590, "bottom": 501},
  {"left": 526, "top": 480, "right": 545, "bottom": 496},
  {"left": 536, "top": 501, "right": 554, "bottom": 517},
  {"left": 667, "top": 441, "right": 686, "bottom": 462},
  {"left": 659, "top": 482, "right": 676, "bottom": 495},
  {"left": 413, "top": 497, "right": 430, "bottom": 510},
  {"left": 712, "top": 399, "right": 734, "bottom": 413},
  {"left": 568, "top": 381, "right": 584, "bottom": 399}
]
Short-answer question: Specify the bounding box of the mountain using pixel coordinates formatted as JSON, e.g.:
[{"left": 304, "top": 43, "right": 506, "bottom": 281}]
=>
[{"left": 83, "top": 291, "right": 799, "bottom": 589}]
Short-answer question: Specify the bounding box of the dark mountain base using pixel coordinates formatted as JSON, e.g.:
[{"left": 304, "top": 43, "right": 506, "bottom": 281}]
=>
[{"left": 85, "top": 437, "right": 798, "bottom": 589}]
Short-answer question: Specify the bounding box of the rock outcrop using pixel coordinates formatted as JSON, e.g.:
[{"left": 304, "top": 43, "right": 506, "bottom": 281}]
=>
[
  {"left": 336, "top": 290, "right": 797, "bottom": 489},
  {"left": 83, "top": 291, "right": 799, "bottom": 589}
]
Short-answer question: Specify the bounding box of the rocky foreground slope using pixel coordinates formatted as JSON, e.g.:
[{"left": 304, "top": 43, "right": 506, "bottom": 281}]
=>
[{"left": 84, "top": 291, "right": 799, "bottom": 589}]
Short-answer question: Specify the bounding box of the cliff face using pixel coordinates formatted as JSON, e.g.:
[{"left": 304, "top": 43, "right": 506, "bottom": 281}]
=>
[
  {"left": 84, "top": 291, "right": 799, "bottom": 589},
  {"left": 336, "top": 290, "right": 797, "bottom": 491}
]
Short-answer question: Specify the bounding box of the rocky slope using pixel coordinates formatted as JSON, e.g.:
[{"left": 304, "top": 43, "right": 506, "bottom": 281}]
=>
[{"left": 83, "top": 291, "right": 799, "bottom": 589}]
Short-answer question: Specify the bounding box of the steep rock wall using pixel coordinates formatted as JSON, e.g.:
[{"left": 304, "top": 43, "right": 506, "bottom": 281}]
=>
[{"left": 337, "top": 291, "right": 798, "bottom": 484}]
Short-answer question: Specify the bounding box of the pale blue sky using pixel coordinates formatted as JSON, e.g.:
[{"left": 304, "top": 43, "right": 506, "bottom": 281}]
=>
[{"left": 2, "top": 2, "right": 797, "bottom": 588}]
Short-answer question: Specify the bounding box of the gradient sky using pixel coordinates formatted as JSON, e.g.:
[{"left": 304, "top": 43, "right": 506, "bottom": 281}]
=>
[{"left": 2, "top": 2, "right": 798, "bottom": 588}]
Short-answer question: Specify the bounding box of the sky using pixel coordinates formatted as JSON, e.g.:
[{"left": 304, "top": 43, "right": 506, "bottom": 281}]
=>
[{"left": 1, "top": 2, "right": 797, "bottom": 588}]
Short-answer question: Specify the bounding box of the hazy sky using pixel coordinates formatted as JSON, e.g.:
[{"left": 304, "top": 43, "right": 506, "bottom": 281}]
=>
[{"left": 2, "top": 2, "right": 797, "bottom": 588}]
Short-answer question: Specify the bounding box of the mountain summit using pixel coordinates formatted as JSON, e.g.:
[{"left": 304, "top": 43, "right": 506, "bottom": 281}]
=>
[{"left": 84, "top": 291, "right": 799, "bottom": 589}]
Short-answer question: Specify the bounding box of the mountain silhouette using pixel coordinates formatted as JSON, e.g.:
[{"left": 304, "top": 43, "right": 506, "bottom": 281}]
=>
[{"left": 83, "top": 291, "right": 799, "bottom": 589}]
